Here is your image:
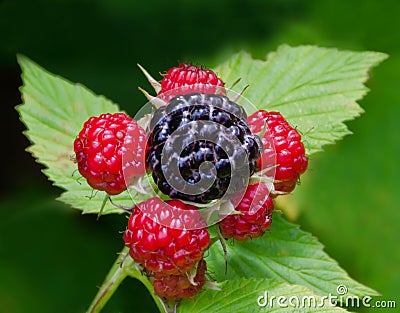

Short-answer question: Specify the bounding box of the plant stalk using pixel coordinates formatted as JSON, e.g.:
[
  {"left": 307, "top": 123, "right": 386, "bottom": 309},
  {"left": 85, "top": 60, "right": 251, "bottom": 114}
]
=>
[{"left": 86, "top": 247, "right": 166, "bottom": 313}]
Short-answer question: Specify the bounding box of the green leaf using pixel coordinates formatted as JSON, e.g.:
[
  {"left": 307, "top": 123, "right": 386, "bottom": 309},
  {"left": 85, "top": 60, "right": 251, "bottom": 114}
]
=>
[
  {"left": 178, "top": 278, "right": 348, "bottom": 313},
  {"left": 16, "top": 55, "right": 132, "bottom": 214},
  {"left": 206, "top": 214, "right": 378, "bottom": 299},
  {"left": 215, "top": 45, "right": 388, "bottom": 155}
]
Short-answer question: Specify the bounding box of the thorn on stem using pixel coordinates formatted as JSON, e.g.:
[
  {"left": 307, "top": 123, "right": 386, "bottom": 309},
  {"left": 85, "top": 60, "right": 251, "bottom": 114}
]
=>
[
  {"left": 231, "top": 84, "right": 250, "bottom": 103},
  {"left": 109, "top": 198, "right": 134, "bottom": 213}
]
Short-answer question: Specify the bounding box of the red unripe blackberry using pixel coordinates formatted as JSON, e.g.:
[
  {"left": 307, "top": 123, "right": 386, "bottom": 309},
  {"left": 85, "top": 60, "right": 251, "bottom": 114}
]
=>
[
  {"left": 74, "top": 113, "right": 146, "bottom": 195},
  {"left": 152, "top": 259, "right": 207, "bottom": 300},
  {"left": 219, "top": 182, "right": 274, "bottom": 241},
  {"left": 247, "top": 110, "right": 308, "bottom": 193},
  {"left": 158, "top": 63, "right": 225, "bottom": 102},
  {"left": 123, "top": 197, "right": 210, "bottom": 275}
]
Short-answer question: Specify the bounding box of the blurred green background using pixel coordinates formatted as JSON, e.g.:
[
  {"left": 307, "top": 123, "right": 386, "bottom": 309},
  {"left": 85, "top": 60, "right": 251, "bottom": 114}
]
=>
[{"left": 1, "top": 0, "right": 399, "bottom": 312}]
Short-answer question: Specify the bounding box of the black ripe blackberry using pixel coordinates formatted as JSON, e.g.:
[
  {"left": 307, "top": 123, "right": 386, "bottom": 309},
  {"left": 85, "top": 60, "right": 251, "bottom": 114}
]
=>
[{"left": 146, "top": 93, "right": 262, "bottom": 203}]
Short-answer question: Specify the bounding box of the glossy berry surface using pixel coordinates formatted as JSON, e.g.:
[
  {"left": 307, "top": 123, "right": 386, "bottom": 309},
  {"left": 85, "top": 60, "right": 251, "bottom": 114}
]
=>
[
  {"left": 158, "top": 63, "right": 225, "bottom": 102},
  {"left": 146, "top": 93, "right": 262, "bottom": 203},
  {"left": 219, "top": 182, "right": 274, "bottom": 241},
  {"left": 152, "top": 259, "right": 207, "bottom": 300},
  {"left": 74, "top": 113, "right": 146, "bottom": 195},
  {"left": 248, "top": 110, "right": 308, "bottom": 193},
  {"left": 123, "top": 197, "right": 210, "bottom": 275}
]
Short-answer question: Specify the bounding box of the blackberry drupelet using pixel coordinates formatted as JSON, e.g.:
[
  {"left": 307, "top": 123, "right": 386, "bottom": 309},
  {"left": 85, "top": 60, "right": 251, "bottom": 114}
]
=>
[{"left": 146, "top": 93, "right": 262, "bottom": 203}]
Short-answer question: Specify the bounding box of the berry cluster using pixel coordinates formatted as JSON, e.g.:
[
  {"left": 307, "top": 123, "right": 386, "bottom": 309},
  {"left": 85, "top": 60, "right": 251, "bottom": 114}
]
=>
[
  {"left": 123, "top": 197, "right": 210, "bottom": 300},
  {"left": 73, "top": 62, "right": 308, "bottom": 301}
]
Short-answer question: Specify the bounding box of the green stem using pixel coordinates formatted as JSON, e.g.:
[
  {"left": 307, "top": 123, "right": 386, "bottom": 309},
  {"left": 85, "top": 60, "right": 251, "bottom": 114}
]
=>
[
  {"left": 97, "top": 194, "right": 110, "bottom": 220},
  {"left": 87, "top": 228, "right": 223, "bottom": 313},
  {"left": 86, "top": 247, "right": 166, "bottom": 313},
  {"left": 125, "top": 266, "right": 170, "bottom": 313},
  {"left": 86, "top": 249, "right": 128, "bottom": 313}
]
